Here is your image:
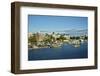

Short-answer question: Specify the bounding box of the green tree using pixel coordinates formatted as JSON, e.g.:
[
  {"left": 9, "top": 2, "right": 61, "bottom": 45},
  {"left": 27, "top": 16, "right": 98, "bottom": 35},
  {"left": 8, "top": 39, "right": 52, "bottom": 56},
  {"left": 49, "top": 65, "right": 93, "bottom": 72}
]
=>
[
  {"left": 28, "top": 35, "right": 37, "bottom": 45},
  {"left": 76, "top": 36, "right": 80, "bottom": 39},
  {"left": 59, "top": 35, "right": 66, "bottom": 41},
  {"left": 43, "top": 34, "right": 55, "bottom": 44},
  {"left": 84, "top": 35, "right": 88, "bottom": 40}
]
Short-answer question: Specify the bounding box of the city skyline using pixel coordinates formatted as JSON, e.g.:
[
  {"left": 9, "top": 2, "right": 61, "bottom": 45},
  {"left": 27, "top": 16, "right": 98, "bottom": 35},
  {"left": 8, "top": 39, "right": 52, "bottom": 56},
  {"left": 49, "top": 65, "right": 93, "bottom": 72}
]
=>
[
  {"left": 28, "top": 15, "right": 88, "bottom": 34},
  {"left": 28, "top": 15, "right": 88, "bottom": 61}
]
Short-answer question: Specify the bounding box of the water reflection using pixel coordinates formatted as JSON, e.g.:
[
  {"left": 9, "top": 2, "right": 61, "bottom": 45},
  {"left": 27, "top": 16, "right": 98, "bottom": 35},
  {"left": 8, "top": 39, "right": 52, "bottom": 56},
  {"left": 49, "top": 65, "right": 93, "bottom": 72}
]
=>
[{"left": 28, "top": 42, "right": 88, "bottom": 60}]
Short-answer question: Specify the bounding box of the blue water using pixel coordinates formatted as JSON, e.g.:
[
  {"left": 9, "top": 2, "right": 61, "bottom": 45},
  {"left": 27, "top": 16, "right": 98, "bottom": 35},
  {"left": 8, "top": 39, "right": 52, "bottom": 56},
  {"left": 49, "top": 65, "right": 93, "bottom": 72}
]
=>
[{"left": 28, "top": 42, "right": 88, "bottom": 61}]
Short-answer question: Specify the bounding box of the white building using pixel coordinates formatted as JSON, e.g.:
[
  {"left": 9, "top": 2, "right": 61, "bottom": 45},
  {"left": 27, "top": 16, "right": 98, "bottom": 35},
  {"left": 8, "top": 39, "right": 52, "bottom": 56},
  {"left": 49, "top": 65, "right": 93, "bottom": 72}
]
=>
[{"left": 28, "top": 32, "right": 33, "bottom": 37}]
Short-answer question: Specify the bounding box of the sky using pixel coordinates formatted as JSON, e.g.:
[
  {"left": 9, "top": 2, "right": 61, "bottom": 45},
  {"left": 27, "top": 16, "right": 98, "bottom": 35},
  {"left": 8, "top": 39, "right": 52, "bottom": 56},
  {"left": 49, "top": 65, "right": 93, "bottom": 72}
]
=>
[{"left": 28, "top": 15, "right": 88, "bottom": 33}]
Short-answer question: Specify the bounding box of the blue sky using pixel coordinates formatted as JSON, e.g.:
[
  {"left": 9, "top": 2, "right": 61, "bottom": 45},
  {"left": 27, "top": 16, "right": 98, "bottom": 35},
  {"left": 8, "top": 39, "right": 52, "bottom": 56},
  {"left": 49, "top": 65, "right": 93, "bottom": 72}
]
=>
[{"left": 28, "top": 15, "right": 88, "bottom": 33}]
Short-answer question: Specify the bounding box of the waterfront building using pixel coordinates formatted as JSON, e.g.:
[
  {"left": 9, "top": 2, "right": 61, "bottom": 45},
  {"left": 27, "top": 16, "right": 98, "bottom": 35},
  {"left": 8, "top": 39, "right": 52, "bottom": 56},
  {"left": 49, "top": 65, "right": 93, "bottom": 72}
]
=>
[
  {"left": 51, "top": 32, "right": 61, "bottom": 39},
  {"left": 35, "top": 32, "right": 45, "bottom": 42},
  {"left": 28, "top": 32, "right": 33, "bottom": 38},
  {"left": 63, "top": 34, "right": 70, "bottom": 40}
]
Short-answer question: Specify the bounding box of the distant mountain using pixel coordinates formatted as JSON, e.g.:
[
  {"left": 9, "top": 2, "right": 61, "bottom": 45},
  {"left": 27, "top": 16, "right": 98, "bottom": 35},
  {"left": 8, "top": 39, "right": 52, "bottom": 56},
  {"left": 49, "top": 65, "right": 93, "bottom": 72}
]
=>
[
  {"left": 40, "top": 29, "right": 88, "bottom": 36},
  {"left": 63, "top": 29, "right": 88, "bottom": 36}
]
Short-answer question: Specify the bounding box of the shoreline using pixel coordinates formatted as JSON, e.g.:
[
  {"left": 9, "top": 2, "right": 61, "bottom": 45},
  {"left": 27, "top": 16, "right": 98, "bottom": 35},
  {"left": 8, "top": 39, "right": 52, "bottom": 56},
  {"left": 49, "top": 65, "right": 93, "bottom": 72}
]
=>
[{"left": 28, "top": 41, "right": 87, "bottom": 50}]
